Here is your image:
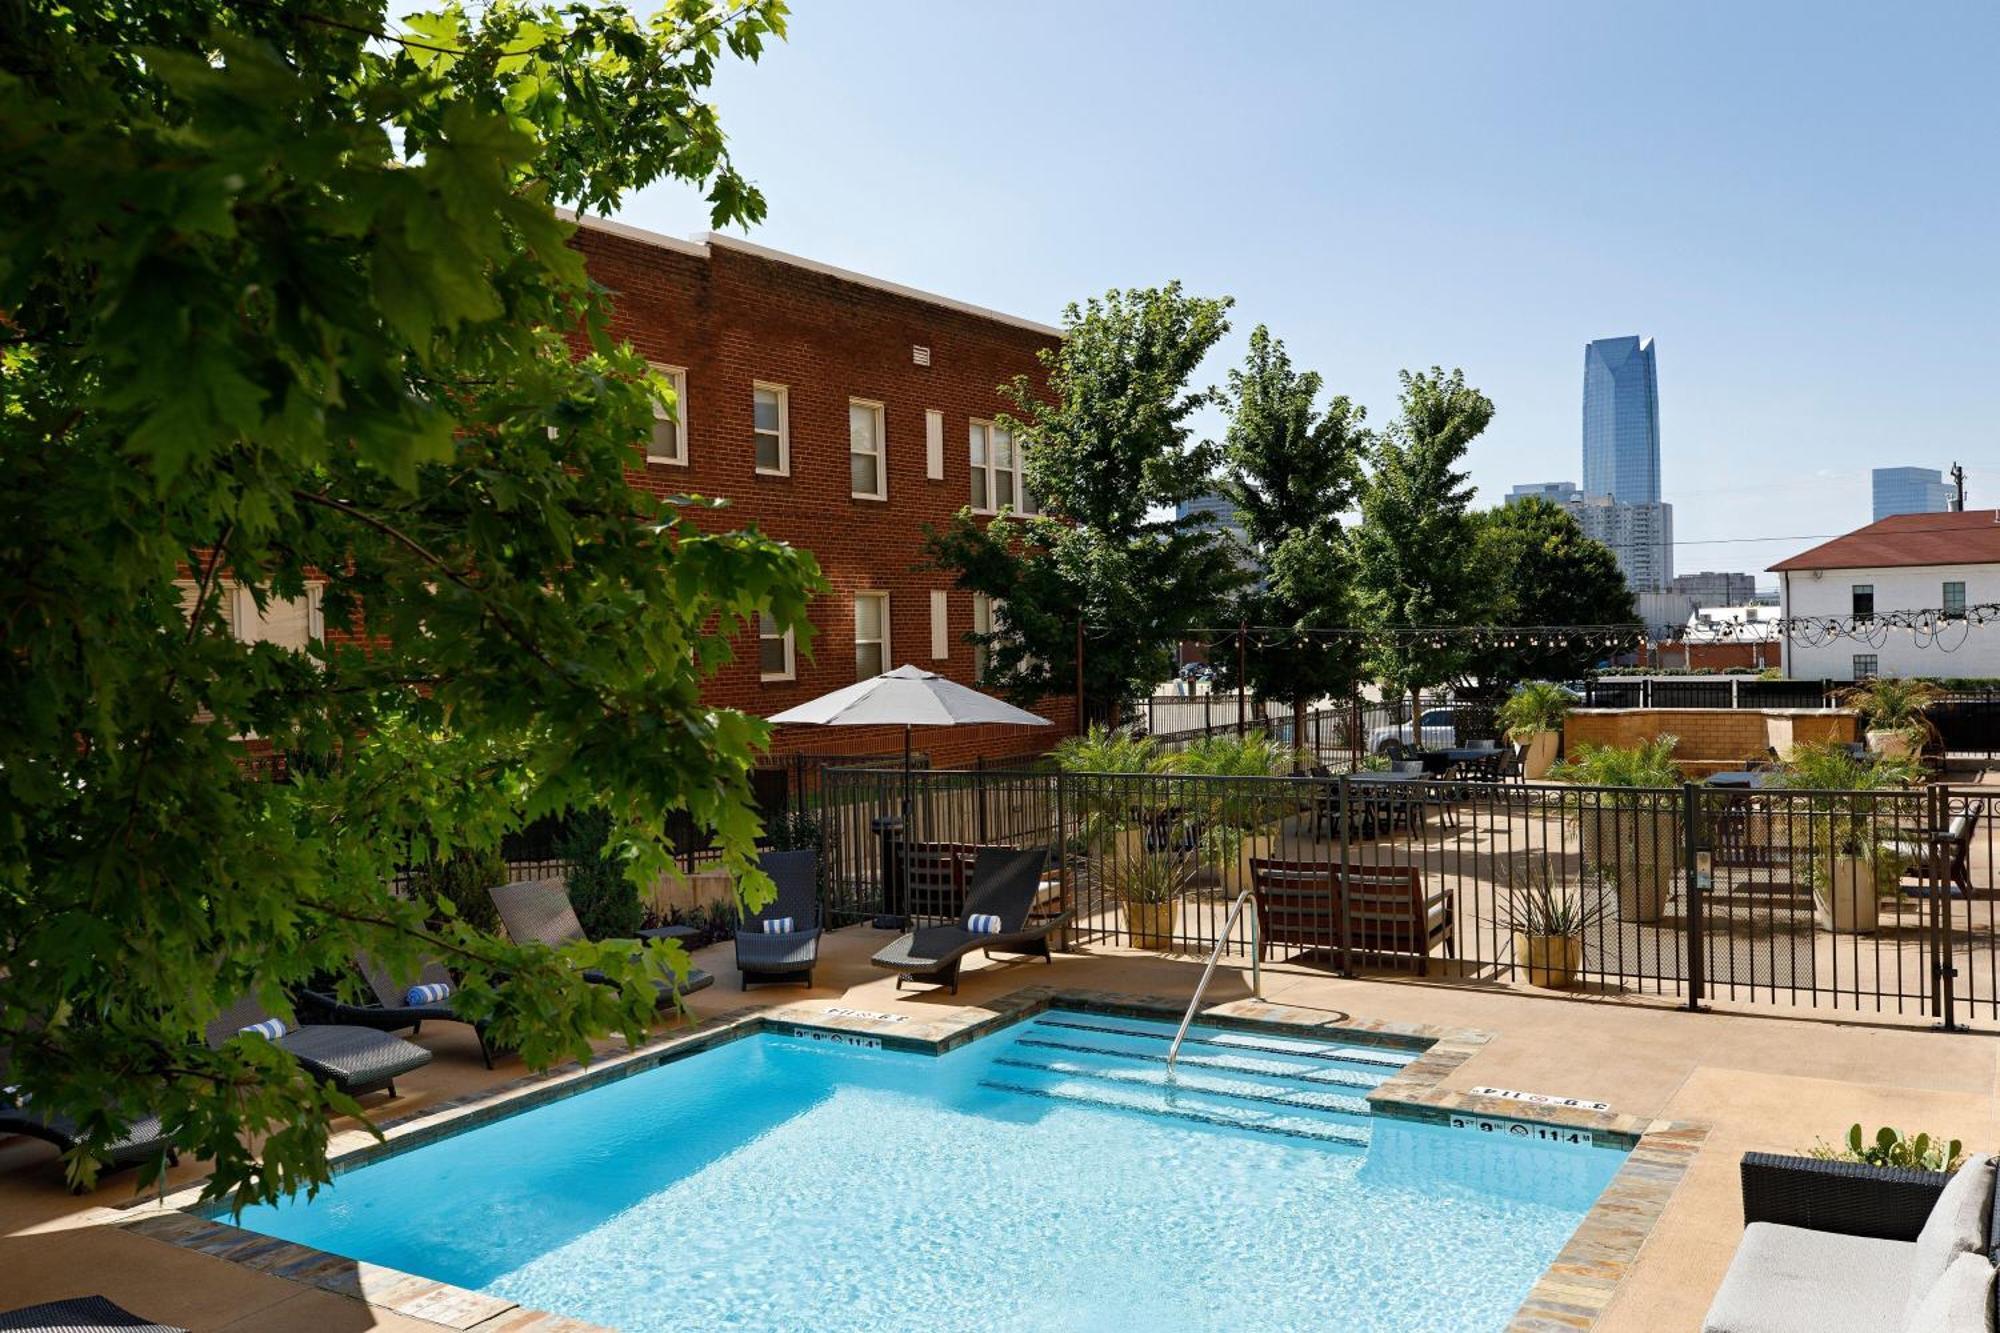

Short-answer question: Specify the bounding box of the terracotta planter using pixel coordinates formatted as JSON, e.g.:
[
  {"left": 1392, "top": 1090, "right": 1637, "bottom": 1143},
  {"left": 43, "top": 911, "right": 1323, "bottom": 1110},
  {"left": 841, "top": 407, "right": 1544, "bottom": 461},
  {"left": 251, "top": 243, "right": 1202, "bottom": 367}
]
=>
[
  {"left": 1522, "top": 732, "right": 1560, "bottom": 780},
  {"left": 1817, "top": 855, "right": 1881, "bottom": 934},
  {"left": 1514, "top": 932, "right": 1583, "bottom": 988},
  {"left": 1123, "top": 898, "right": 1179, "bottom": 950},
  {"left": 1577, "top": 802, "right": 1680, "bottom": 923},
  {"left": 1867, "top": 728, "right": 1916, "bottom": 759}
]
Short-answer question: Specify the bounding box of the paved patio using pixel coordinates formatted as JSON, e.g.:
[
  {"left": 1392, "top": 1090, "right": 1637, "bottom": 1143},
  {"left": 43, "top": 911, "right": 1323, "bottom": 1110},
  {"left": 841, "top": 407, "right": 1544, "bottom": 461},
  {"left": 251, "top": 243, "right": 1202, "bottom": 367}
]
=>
[{"left": 3, "top": 926, "right": 1997, "bottom": 1331}]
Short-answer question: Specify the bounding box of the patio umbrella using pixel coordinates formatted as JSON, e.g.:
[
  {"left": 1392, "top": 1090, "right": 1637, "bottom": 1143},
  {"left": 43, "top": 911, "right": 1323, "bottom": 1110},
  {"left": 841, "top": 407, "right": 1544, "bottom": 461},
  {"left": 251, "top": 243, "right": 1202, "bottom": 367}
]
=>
[{"left": 768, "top": 665, "right": 1051, "bottom": 925}]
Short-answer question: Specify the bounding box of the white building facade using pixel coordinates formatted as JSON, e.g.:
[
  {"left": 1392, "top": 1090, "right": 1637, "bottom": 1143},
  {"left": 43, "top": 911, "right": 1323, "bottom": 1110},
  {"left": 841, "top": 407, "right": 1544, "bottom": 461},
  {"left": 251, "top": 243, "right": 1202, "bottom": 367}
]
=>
[{"left": 1773, "top": 510, "right": 2000, "bottom": 680}]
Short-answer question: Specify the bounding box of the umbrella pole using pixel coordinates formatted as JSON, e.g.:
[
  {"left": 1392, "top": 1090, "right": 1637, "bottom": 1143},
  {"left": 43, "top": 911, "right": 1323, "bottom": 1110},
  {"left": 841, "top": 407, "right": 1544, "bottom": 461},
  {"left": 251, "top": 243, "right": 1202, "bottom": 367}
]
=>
[{"left": 900, "top": 723, "right": 913, "bottom": 930}]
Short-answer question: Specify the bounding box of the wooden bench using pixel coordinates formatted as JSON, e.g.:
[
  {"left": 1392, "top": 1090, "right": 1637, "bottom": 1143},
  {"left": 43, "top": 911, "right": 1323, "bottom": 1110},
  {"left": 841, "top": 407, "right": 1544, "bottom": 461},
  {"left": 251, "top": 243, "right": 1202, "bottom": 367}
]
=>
[{"left": 1248, "top": 858, "right": 1456, "bottom": 975}]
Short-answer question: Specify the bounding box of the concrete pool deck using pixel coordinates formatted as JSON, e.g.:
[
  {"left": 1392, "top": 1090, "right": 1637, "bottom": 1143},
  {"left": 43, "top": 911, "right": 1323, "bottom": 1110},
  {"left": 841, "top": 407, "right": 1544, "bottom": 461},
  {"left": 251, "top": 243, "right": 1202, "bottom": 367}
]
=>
[{"left": 2, "top": 929, "right": 1995, "bottom": 1331}]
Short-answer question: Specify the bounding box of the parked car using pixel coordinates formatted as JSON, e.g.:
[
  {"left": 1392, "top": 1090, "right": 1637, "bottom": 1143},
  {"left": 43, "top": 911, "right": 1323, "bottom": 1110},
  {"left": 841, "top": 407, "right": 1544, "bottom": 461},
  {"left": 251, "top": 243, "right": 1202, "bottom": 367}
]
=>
[{"left": 1369, "top": 708, "right": 1459, "bottom": 753}]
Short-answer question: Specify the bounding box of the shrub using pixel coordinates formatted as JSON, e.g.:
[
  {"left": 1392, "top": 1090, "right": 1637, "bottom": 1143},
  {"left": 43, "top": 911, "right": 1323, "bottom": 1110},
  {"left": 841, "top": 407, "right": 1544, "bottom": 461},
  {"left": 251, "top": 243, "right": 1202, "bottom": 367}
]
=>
[
  {"left": 1496, "top": 681, "right": 1572, "bottom": 741},
  {"left": 1549, "top": 735, "right": 1681, "bottom": 788},
  {"left": 407, "top": 846, "right": 508, "bottom": 934},
  {"left": 554, "top": 810, "right": 644, "bottom": 940},
  {"left": 1807, "top": 1124, "right": 1965, "bottom": 1172},
  {"left": 1052, "top": 725, "right": 1171, "bottom": 775}
]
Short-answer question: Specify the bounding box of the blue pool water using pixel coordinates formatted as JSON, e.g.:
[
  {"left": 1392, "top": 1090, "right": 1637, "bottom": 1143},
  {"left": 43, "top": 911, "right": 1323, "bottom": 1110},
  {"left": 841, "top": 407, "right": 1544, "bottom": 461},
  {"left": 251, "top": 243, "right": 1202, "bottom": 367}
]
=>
[{"left": 231, "top": 1010, "right": 1624, "bottom": 1332}]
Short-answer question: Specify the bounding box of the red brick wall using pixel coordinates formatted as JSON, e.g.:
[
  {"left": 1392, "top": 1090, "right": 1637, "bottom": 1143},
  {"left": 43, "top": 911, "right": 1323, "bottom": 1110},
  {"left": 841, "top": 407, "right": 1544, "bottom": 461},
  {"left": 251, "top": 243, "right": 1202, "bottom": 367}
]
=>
[{"left": 575, "top": 225, "right": 1076, "bottom": 766}]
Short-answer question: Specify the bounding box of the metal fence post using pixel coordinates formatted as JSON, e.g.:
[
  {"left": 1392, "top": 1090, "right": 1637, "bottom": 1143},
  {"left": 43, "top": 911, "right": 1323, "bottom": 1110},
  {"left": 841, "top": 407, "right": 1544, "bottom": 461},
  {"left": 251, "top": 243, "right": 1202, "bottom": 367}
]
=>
[
  {"left": 1682, "top": 781, "right": 1706, "bottom": 1012},
  {"left": 1337, "top": 773, "right": 1354, "bottom": 976},
  {"left": 1931, "top": 782, "right": 1960, "bottom": 1030}
]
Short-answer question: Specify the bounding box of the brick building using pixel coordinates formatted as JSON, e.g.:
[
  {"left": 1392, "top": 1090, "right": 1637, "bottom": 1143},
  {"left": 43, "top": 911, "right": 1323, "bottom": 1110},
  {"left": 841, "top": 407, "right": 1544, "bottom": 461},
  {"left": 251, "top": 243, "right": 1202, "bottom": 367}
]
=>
[{"left": 572, "top": 215, "right": 1076, "bottom": 767}]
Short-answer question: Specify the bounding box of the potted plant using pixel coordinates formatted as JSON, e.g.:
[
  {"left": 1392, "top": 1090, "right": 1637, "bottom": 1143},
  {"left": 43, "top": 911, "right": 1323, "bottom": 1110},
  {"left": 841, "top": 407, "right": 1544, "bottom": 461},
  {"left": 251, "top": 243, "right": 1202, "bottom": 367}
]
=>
[
  {"left": 1170, "top": 730, "right": 1299, "bottom": 885},
  {"left": 1549, "top": 735, "right": 1682, "bottom": 923},
  {"left": 1497, "top": 681, "right": 1573, "bottom": 780},
  {"left": 1840, "top": 677, "right": 1938, "bottom": 760},
  {"left": 1500, "top": 858, "right": 1608, "bottom": 988},
  {"left": 1108, "top": 850, "right": 1194, "bottom": 950},
  {"left": 1770, "top": 741, "right": 1924, "bottom": 934}
]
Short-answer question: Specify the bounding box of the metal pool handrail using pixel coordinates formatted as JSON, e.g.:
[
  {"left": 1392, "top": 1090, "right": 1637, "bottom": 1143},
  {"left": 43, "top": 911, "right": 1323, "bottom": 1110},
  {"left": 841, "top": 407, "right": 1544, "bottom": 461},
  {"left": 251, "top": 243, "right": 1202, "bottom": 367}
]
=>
[{"left": 1166, "top": 885, "right": 1261, "bottom": 1073}]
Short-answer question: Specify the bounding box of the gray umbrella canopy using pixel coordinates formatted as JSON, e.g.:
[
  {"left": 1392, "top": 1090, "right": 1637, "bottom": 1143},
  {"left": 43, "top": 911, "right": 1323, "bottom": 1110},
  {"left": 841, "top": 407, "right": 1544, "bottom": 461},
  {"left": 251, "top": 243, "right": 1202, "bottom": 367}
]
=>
[{"left": 766, "top": 665, "right": 1050, "bottom": 729}]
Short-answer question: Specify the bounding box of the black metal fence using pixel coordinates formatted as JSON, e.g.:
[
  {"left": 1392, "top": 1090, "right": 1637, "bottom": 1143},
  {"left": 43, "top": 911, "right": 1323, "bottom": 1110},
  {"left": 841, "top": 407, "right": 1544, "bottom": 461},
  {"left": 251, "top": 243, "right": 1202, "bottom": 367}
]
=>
[
  {"left": 821, "top": 763, "right": 1999, "bottom": 1029},
  {"left": 1576, "top": 677, "right": 1834, "bottom": 709}
]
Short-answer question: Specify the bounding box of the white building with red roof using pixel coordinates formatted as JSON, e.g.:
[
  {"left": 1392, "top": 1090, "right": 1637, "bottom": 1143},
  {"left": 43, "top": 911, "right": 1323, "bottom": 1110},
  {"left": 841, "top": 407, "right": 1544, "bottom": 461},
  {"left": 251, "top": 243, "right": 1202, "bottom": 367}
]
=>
[{"left": 1771, "top": 509, "right": 2000, "bottom": 679}]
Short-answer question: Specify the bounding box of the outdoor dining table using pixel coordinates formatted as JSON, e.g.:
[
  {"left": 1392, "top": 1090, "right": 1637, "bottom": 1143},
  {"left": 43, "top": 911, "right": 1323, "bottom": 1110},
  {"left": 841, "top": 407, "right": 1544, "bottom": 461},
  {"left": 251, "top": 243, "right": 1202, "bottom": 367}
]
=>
[
  {"left": 1416, "top": 746, "right": 1500, "bottom": 775},
  {"left": 1705, "top": 770, "right": 1768, "bottom": 789}
]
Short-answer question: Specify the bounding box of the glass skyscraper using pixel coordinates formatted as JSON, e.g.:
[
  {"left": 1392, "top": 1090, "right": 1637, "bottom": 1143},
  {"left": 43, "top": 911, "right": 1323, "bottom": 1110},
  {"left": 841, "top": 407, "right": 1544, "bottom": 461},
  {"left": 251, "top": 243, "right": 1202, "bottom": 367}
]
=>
[
  {"left": 1871, "top": 466, "right": 1954, "bottom": 521},
  {"left": 1582, "top": 335, "right": 1661, "bottom": 504}
]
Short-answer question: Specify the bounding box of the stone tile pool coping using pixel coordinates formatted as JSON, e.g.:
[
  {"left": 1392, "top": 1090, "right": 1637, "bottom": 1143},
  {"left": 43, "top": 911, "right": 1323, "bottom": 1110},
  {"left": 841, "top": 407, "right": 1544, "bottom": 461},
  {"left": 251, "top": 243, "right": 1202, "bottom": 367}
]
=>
[{"left": 119, "top": 987, "right": 1705, "bottom": 1332}]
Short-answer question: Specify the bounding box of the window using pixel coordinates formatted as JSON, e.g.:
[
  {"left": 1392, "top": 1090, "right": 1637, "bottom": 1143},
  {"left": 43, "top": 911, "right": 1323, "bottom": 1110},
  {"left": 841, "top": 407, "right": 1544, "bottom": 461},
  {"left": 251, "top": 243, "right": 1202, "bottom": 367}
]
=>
[
  {"left": 970, "top": 421, "right": 1035, "bottom": 514},
  {"left": 849, "top": 399, "right": 886, "bottom": 499},
  {"left": 232, "top": 583, "right": 323, "bottom": 650},
  {"left": 1851, "top": 584, "right": 1874, "bottom": 618},
  {"left": 647, "top": 364, "right": 687, "bottom": 465},
  {"left": 1944, "top": 581, "right": 1967, "bottom": 616},
  {"left": 924, "top": 409, "right": 944, "bottom": 479},
  {"left": 929, "top": 589, "right": 950, "bottom": 660},
  {"left": 753, "top": 383, "right": 789, "bottom": 475},
  {"left": 1852, "top": 654, "right": 1879, "bottom": 680},
  {"left": 854, "top": 592, "right": 889, "bottom": 679},
  {"left": 758, "top": 611, "right": 795, "bottom": 681},
  {"left": 970, "top": 593, "right": 993, "bottom": 681}
]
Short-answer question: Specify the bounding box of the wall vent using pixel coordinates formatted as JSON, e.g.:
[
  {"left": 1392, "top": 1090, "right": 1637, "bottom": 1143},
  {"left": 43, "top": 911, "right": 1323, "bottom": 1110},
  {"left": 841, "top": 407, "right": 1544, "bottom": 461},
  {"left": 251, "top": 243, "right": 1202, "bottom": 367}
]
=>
[{"left": 911, "top": 345, "right": 931, "bottom": 366}]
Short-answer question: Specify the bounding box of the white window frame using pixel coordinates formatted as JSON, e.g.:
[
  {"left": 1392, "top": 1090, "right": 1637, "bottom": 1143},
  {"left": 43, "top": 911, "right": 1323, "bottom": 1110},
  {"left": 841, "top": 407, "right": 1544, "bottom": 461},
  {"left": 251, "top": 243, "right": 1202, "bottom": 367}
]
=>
[
  {"left": 970, "top": 592, "right": 993, "bottom": 681},
  {"left": 848, "top": 397, "right": 887, "bottom": 501},
  {"left": 969, "top": 419, "right": 1034, "bottom": 515},
  {"left": 1852, "top": 653, "right": 1879, "bottom": 680},
  {"left": 753, "top": 381, "right": 790, "bottom": 476},
  {"left": 230, "top": 582, "right": 324, "bottom": 649},
  {"left": 1944, "top": 581, "right": 1967, "bottom": 616},
  {"left": 757, "top": 610, "right": 796, "bottom": 682},
  {"left": 855, "top": 591, "right": 890, "bottom": 681},
  {"left": 647, "top": 363, "right": 688, "bottom": 466}
]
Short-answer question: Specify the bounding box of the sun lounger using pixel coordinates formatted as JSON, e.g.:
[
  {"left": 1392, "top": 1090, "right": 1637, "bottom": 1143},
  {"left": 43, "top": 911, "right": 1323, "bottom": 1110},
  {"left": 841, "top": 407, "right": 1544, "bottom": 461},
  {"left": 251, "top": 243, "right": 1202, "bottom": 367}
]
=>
[
  {"left": 488, "top": 877, "right": 714, "bottom": 1001},
  {"left": 0, "top": 1296, "right": 187, "bottom": 1332},
  {"left": 0, "top": 1094, "right": 177, "bottom": 1189},
  {"left": 203, "top": 995, "right": 432, "bottom": 1097},
  {"left": 870, "top": 846, "right": 1060, "bottom": 994},
  {"left": 297, "top": 956, "right": 501, "bottom": 1069},
  {"left": 735, "top": 849, "right": 823, "bottom": 989}
]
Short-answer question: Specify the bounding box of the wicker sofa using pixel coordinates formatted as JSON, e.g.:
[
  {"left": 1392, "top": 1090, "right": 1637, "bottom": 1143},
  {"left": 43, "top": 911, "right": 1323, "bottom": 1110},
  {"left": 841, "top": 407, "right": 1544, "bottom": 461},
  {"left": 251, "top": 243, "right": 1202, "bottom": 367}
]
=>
[{"left": 1703, "top": 1151, "right": 1997, "bottom": 1332}]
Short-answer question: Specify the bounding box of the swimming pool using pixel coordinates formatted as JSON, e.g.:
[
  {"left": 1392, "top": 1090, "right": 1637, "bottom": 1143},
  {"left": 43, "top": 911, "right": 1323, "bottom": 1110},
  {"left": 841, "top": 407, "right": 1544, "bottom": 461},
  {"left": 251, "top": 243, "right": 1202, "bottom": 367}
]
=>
[{"left": 230, "top": 1009, "right": 1625, "bottom": 1331}]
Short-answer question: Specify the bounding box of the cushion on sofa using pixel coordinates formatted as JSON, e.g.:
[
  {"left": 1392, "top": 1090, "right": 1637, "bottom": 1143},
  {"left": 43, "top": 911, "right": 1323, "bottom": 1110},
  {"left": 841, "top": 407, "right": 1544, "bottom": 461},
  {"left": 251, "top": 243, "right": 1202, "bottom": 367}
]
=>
[
  {"left": 1903, "top": 1251, "right": 1995, "bottom": 1333},
  {"left": 1908, "top": 1157, "right": 1998, "bottom": 1326},
  {"left": 1703, "top": 1222, "right": 1915, "bottom": 1333}
]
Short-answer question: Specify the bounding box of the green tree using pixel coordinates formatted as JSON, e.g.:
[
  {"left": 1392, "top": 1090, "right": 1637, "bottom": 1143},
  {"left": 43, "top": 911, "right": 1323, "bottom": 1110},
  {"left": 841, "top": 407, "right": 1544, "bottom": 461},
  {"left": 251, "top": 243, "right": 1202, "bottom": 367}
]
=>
[
  {"left": 926, "top": 284, "right": 1242, "bottom": 719},
  {"left": 1212, "top": 327, "right": 1370, "bottom": 754},
  {"left": 1351, "top": 368, "right": 1495, "bottom": 714},
  {"left": 1473, "top": 497, "right": 1639, "bottom": 682},
  {"left": 0, "top": 0, "right": 820, "bottom": 1204}
]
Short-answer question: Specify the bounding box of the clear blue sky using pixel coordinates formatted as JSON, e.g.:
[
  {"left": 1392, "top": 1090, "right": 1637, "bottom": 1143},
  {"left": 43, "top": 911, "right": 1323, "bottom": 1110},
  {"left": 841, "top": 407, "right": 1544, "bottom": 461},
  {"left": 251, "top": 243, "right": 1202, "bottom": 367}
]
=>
[{"left": 616, "top": 1, "right": 1999, "bottom": 582}]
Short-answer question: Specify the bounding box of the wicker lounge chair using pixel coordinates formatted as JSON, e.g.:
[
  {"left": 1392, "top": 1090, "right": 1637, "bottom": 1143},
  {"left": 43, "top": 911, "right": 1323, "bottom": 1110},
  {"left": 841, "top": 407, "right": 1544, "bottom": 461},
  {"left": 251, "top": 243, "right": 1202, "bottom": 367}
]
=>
[
  {"left": 0, "top": 1296, "right": 186, "bottom": 1332},
  {"left": 488, "top": 877, "right": 714, "bottom": 1002},
  {"left": 0, "top": 1092, "right": 177, "bottom": 1188},
  {"left": 735, "top": 849, "right": 823, "bottom": 990},
  {"left": 203, "top": 996, "right": 432, "bottom": 1098},
  {"left": 1703, "top": 1151, "right": 1999, "bottom": 1331},
  {"left": 296, "top": 956, "right": 501, "bottom": 1069},
  {"left": 870, "top": 846, "right": 1060, "bottom": 994}
]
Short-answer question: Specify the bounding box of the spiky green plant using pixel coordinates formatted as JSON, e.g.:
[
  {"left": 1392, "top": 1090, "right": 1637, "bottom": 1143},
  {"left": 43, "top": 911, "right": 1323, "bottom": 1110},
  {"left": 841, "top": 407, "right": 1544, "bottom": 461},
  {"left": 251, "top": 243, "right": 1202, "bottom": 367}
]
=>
[
  {"left": 1548, "top": 735, "right": 1681, "bottom": 789},
  {"left": 1496, "top": 681, "right": 1573, "bottom": 742},
  {"left": 1839, "top": 676, "right": 1940, "bottom": 733},
  {"left": 1807, "top": 1124, "right": 1965, "bottom": 1172}
]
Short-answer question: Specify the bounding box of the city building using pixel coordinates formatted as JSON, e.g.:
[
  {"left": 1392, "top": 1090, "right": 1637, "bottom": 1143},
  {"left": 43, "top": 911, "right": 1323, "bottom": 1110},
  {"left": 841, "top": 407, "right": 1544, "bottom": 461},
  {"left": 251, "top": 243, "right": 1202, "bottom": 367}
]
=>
[
  {"left": 1671, "top": 571, "right": 1759, "bottom": 605},
  {"left": 1505, "top": 481, "right": 1581, "bottom": 507},
  {"left": 1659, "top": 604, "right": 1782, "bottom": 671},
  {"left": 1772, "top": 509, "right": 2000, "bottom": 679},
  {"left": 569, "top": 215, "right": 1075, "bottom": 765},
  {"left": 1570, "top": 494, "right": 1675, "bottom": 593},
  {"left": 1177, "top": 493, "right": 1255, "bottom": 564},
  {"left": 1582, "top": 335, "right": 1662, "bottom": 504},
  {"left": 1871, "top": 466, "right": 1955, "bottom": 521}
]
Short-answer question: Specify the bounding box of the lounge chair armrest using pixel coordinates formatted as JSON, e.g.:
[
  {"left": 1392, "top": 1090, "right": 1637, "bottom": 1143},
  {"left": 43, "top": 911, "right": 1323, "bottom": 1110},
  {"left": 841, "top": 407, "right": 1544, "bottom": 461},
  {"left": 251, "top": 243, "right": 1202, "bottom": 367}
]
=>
[{"left": 1738, "top": 1152, "right": 1949, "bottom": 1241}]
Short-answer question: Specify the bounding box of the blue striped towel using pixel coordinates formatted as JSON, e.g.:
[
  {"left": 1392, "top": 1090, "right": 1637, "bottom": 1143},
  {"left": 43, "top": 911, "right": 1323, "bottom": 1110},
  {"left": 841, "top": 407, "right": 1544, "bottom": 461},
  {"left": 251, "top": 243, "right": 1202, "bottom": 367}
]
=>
[
  {"left": 967, "top": 913, "right": 1003, "bottom": 935},
  {"left": 762, "top": 916, "right": 794, "bottom": 934},
  {"left": 405, "top": 982, "right": 453, "bottom": 1006},
  {"left": 239, "top": 1018, "right": 288, "bottom": 1041}
]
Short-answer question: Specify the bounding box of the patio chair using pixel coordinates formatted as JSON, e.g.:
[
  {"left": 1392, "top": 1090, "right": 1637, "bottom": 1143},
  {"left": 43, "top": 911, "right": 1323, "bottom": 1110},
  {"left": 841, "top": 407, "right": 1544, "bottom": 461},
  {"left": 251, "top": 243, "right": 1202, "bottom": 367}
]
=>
[
  {"left": 203, "top": 995, "right": 432, "bottom": 1098},
  {"left": 1884, "top": 800, "right": 1984, "bottom": 898},
  {"left": 870, "top": 846, "right": 1060, "bottom": 994},
  {"left": 489, "top": 877, "right": 715, "bottom": 1002},
  {"left": 0, "top": 1296, "right": 187, "bottom": 1332},
  {"left": 296, "top": 955, "right": 501, "bottom": 1069},
  {"left": 0, "top": 1056, "right": 178, "bottom": 1188},
  {"left": 735, "top": 849, "right": 823, "bottom": 990},
  {"left": 1703, "top": 1151, "right": 1999, "bottom": 1332}
]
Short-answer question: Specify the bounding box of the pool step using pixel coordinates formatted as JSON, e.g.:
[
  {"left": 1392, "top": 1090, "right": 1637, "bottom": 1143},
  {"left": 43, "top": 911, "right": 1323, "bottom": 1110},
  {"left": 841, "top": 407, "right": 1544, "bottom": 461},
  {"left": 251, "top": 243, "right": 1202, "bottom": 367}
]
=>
[
  {"left": 1012, "top": 1034, "right": 1389, "bottom": 1092},
  {"left": 1036, "top": 1013, "right": 1421, "bottom": 1070},
  {"left": 980, "top": 1071, "right": 1371, "bottom": 1148},
  {"left": 993, "top": 1055, "right": 1372, "bottom": 1120}
]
